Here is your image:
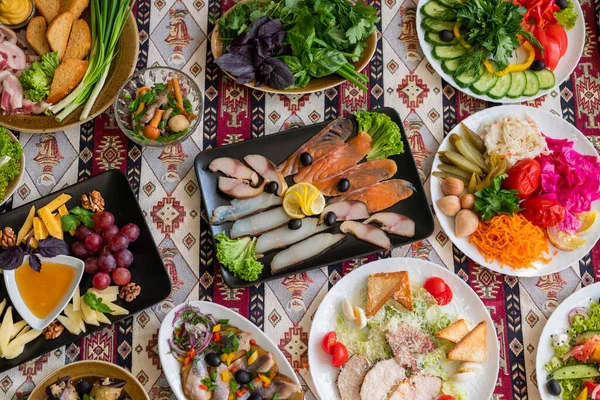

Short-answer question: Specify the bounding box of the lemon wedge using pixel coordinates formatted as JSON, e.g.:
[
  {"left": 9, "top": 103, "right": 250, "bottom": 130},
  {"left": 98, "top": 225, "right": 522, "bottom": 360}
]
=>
[
  {"left": 547, "top": 226, "right": 586, "bottom": 251},
  {"left": 282, "top": 191, "right": 305, "bottom": 219},
  {"left": 576, "top": 211, "right": 597, "bottom": 236},
  {"left": 283, "top": 183, "right": 325, "bottom": 218}
]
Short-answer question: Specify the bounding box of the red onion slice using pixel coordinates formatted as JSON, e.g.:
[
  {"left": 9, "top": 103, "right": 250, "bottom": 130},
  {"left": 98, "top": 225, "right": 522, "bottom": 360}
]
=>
[{"left": 569, "top": 307, "right": 589, "bottom": 324}]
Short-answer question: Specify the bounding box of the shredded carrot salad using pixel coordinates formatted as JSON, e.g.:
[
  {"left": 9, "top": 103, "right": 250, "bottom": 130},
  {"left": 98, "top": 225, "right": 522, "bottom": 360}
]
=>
[{"left": 469, "top": 213, "right": 551, "bottom": 269}]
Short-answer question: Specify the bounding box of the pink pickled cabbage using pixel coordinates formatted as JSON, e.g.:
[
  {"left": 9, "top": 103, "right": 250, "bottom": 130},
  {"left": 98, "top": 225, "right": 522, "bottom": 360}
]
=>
[{"left": 535, "top": 136, "right": 600, "bottom": 233}]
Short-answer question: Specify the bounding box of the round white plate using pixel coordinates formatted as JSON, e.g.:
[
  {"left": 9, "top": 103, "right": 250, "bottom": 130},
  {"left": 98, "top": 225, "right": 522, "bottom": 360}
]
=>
[
  {"left": 158, "top": 301, "right": 301, "bottom": 400},
  {"left": 536, "top": 282, "right": 600, "bottom": 398},
  {"left": 430, "top": 105, "right": 600, "bottom": 277},
  {"left": 416, "top": 0, "right": 585, "bottom": 103},
  {"left": 308, "top": 258, "right": 499, "bottom": 400}
]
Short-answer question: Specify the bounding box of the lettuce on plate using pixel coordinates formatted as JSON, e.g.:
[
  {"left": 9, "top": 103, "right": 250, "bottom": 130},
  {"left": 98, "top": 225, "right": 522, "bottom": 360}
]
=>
[
  {"left": 0, "top": 128, "right": 22, "bottom": 200},
  {"left": 355, "top": 111, "right": 405, "bottom": 161},
  {"left": 214, "top": 232, "right": 264, "bottom": 282}
]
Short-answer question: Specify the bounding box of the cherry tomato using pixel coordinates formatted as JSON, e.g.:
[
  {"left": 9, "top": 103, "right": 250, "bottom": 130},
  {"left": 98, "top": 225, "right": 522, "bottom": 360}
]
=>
[
  {"left": 520, "top": 197, "right": 565, "bottom": 228},
  {"left": 423, "top": 277, "right": 453, "bottom": 306},
  {"left": 321, "top": 331, "right": 337, "bottom": 355},
  {"left": 544, "top": 37, "right": 561, "bottom": 71},
  {"left": 331, "top": 342, "right": 349, "bottom": 367},
  {"left": 438, "top": 396, "right": 456, "bottom": 400},
  {"left": 503, "top": 159, "right": 541, "bottom": 199},
  {"left": 545, "top": 24, "right": 568, "bottom": 57}
]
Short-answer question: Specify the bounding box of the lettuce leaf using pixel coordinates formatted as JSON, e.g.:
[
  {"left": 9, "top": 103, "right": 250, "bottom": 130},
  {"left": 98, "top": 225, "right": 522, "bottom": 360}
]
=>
[
  {"left": 0, "top": 127, "right": 22, "bottom": 200},
  {"left": 355, "top": 111, "right": 405, "bottom": 161},
  {"left": 570, "top": 302, "right": 600, "bottom": 335},
  {"left": 214, "top": 232, "right": 264, "bottom": 281},
  {"left": 555, "top": 0, "right": 578, "bottom": 30},
  {"left": 558, "top": 379, "right": 584, "bottom": 400}
]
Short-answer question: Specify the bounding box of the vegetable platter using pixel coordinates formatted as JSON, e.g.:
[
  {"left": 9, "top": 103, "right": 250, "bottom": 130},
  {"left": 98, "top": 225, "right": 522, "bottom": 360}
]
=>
[
  {"left": 0, "top": 170, "right": 171, "bottom": 372},
  {"left": 194, "top": 107, "right": 434, "bottom": 288},
  {"left": 416, "top": 0, "right": 584, "bottom": 103},
  {"left": 211, "top": 0, "right": 378, "bottom": 94},
  {"left": 308, "top": 257, "right": 500, "bottom": 400},
  {"left": 430, "top": 105, "right": 600, "bottom": 277},
  {"left": 158, "top": 301, "right": 302, "bottom": 400},
  {"left": 0, "top": 0, "right": 138, "bottom": 133}
]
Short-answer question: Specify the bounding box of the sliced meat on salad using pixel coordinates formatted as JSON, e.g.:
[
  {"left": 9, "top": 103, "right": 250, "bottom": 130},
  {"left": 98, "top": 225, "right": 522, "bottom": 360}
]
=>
[
  {"left": 386, "top": 324, "right": 436, "bottom": 371},
  {"left": 336, "top": 355, "right": 371, "bottom": 400},
  {"left": 388, "top": 375, "right": 442, "bottom": 400},
  {"left": 359, "top": 359, "right": 406, "bottom": 400}
]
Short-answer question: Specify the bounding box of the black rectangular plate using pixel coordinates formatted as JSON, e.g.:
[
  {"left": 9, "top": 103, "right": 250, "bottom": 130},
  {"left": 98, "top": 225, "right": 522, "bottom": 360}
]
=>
[
  {"left": 0, "top": 169, "right": 171, "bottom": 373},
  {"left": 195, "top": 107, "right": 434, "bottom": 288}
]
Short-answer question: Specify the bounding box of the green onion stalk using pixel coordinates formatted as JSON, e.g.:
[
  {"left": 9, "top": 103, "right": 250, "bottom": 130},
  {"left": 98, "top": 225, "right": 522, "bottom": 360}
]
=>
[
  {"left": 51, "top": 0, "right": 134, "bottom": 122},
  {"left": 313, "top": 38, "right": 369, "bottom": 91}
]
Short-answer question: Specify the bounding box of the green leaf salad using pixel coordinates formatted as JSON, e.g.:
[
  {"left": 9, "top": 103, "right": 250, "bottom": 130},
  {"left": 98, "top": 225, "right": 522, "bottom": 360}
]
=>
[{"left": 0, "top": 128, "right": 22, "bottom": 201}]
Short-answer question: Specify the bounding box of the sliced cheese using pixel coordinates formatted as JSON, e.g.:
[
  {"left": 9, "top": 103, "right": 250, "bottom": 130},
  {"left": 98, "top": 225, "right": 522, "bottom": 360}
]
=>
[
  {"left": 81, "top": 301, "right": 99, "bottom": 326},
  {"left": 0, "top": 306, "right": 12, "bottom": 355},
  {"left": 57, "top": 205, "right": 75, "bottom": 235},
  {"left": 64, "top": 304, "right": 85, "bottom": 333},
  {"left": 57, "top": 315, "right": 81, "bottom": 335},
  {"left": 102, "top": 301, "right": 129, "bottom": 316},
  {"left": 91, "top": 286, "right": 119, "bottom": 296},
  {"left": 38, "top": 207, "right": 63, "bottom": 240},
  {"left": 0, "top": 298, "right": 7, "bottom": 318},
  {"left": 88, "top": 289, "right": 117, "bottom": 303},
  {"left": 95, "top": 311, "right": 111, "bottom": 325},
  {"left": 32, "top": 217, "right": 49, "bottom": 240},
  {"left": 5, "top": 329, "right": 42, "bottom": 357},
  {"left": 15, "top": 326, "right": 29, "bottom": 338},
  {"left": 16, "top": 206, "right": 35, "bottom": 245},
  {"left": 43, "top": 193, "right": 72, "bottom": 213},
  {"left": 9, "top": 320, "right": 27, "bottom": 340},
  {"left": 72, "top": 286, "right": 81, "bottom": 312}
]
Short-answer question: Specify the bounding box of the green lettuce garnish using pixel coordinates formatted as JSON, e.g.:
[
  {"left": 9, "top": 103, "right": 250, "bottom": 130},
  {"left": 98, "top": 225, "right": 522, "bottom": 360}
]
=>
[
  {"left": 555, "top": 0, "right": 577, "bottom": 30},
  {"left": 442, "top": 381, "right": 467, "bottom": 400},
  {"left": 355, "top": 111, "right": 405, "bottom": 161},
  {"left": 544, "top": 356, "right": 563, "bottom": 373},
  {"left": 18, "top": 51, "right": 59, "bottom": 102},
  {"left": 557, "top": 379, "right": 584, "bottom": 400},
  {"left": 214, "top": 232, "right": 264, "bottom": 282},
  {"left": 0, "top": 128, "right": 22, "bottom": 200},
  {"left": 570, "top": 302, "right": 600, "bottom": 335}
]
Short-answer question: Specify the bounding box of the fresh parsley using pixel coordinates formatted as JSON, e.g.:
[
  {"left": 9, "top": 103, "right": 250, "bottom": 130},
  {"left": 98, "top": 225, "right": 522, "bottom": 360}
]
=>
[
  {"left": 474, "top": 175, "right": 521, "bottom": 220},
  {"left": 83, "top": 292, "right": 115, "bottom": 313},
  {"left": 61, "top": 206, "right": 95, "bottom": 231}
]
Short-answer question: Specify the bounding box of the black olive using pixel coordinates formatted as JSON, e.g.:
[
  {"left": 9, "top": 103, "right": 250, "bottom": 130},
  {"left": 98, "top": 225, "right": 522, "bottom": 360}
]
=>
[
  {"left": 118, "top": 395, "right": 132, "bottom": 400},
  {"left": 205, "top": 352, "right": 221, "bottom": 367},
  {"left": 235, "top": 370, "right": 251, "bottom": 384},
  {"left": 76, "top": 379, "right": 93, "bottom": 395},
  {"left": 530, "top": 59, "right": 546, "bottom": 71},
  {"left": 265, "top": 181, "right": 279, "bottom": 194},
  {"left": 547, "top": 379, "right": 561, "bottom": 396},
  {"left": 288, "top": 219, "right": 302, "bottom": 230},
  {"left": 337, "top": 178, "right": 350, "bottom": 193},
  {"left": 324, "top": 211, "right": 337, "bottom": 226},
  {"left": 439, "top": 30, "right": 454, "bottom": 42},
  {"left": 248, "top": 394, "right": 264, "bottom": 400},
  {"left": 556, "top": 0, "right": 567, "bottom": 9},
  {"left": 300, "top": 152, "right": 313, "bottom": 166}
]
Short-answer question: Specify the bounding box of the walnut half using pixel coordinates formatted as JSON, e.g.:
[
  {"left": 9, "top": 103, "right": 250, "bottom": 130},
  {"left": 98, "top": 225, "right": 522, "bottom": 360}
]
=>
[
  {"left": 119, "top": 282, "right": 141, "bottom": 302},
  {"left": 43, "top": 320, "right": 64, "bottom": 340},
  {"left": 81, "top": 190, "right": 105, "bottom": 213},
  {"left": 0, "top": 227, "right": 16, "bottom": 249}
]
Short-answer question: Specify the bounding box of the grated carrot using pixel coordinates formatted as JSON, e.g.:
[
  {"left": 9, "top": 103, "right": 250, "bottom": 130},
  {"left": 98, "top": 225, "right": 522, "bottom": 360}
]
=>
[{"left": 469, "top": 213, "right": 551, "bottom": 270}]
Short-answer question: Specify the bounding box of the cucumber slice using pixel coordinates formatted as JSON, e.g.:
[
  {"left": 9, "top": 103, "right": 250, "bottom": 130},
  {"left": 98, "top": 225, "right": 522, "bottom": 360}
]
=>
[
  {"left": 455, "top": 66, "right": 483, "bottom": 88},
  {"left": 488, "top": 74, "right": 512, "bottom": 100},
  {"left": 548, "top": 365, "right": 600, "bottom": 380},
  {"left": 421, "top": 18, "right": 455, "bottom": 33},
  {"left": 426, "top": 31, "right": 456, "bottom": 45},
  {"left": 433, "top": 45, "right": 467, "bottom": 60},
  {"left": 442, "top": 59, "right": 460, "bottom": 74},
  {"left": 523, "top": 70, "right": 540, "bottom": 96},
  {"left": 421, "top": 1, "right": 449, "bottom": 18},
  {"left": 507, "top": 71, "right": 527, "bottom": 99},
  {"left": 535, "top": 68, "right": 556, "bottom": 90},
  {"left": 471, "top": 68, "right": 498, "bottom": 95},
  {"left": 437, "top": 0, "right": 460, "bottom": 8}
]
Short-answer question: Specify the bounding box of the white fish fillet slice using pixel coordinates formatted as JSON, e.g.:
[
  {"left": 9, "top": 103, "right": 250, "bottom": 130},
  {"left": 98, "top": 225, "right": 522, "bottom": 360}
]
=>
[
  {"left": 218, "top": 177, "right": 265, "bottom": 199},
  {"left": 209, "top": 157, "right": 259, "bottom": 185},
  {"left": 230, "top": 207, "right": 290, "bottom": 239},
  {"left": 271, "top": 233, "right": 346, "bottom": 273},
  {"left": 211, "top": 193, "right": 283, "bottom": 225},
  {"left": 363, "top": 212, "right": 416, "bottom": 237},
  {"left": 318, "top": 201, "right": 370, "bottom": 225},
  {"left": 340, "top": 221, "right": 391, "bottom": 249},
  {"left": 255, "top": 218, "right": 329, "bottom": 255},
  {"left": 244, "top": 154, "right": 288, "bottom": 196}
]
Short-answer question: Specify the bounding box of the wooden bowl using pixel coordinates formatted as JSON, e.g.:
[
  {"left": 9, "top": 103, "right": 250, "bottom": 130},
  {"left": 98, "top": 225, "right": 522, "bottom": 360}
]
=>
[
  {"left": 211, "top": 10, "right": 377, "bottom": 94},
  {"left": 29, "top": 360, "right": 149, "bottom": 399},
  {"left": 0, "top": 12, "right": 139, "bottom": 133}
]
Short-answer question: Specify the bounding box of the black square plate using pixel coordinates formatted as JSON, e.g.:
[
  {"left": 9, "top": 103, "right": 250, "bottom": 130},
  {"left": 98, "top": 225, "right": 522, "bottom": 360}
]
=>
[
  {"left": 0, "top": 169, "right": 171, "bottom": 373},
  {"left": 195, "top": 107, "right": 435, "bottom": 288}
]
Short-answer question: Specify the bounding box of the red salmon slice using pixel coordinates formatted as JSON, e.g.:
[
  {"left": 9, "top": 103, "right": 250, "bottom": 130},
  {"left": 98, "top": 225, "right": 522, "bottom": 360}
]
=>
[
  {"left": 312, "top": 159, "right": 398, "bottom": 196},
  {"left": 293, "top": 132, "right": 373, "bottom": 184},
  {"left": 332, "top": 179, "right": 415, "bottom": 213},
  {"left": 278, "top": 118, "right": 354, "bottom": 177}
]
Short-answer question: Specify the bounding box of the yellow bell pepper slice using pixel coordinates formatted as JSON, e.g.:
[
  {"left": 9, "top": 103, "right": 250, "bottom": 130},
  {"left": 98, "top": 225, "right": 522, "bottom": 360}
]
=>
[
  {"left": 453, "top": 24, "right": 471, "bottom": 49},
  {"left": 484, "top": 40, "right": 535, "bottom": 76},
  {"left": 575, "top": 387, "right": 587, "bottom": 400}
]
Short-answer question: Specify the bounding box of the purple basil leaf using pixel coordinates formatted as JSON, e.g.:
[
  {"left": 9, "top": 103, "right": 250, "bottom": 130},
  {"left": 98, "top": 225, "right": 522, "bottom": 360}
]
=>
[
  {"left": 29, "top": 254, "right": 41, "bottom": 272},
  {"left": 237, "top": 72, "right": 256, "bottom": 84},
  {"left": 0, "top": 246, "right": 24, "bottom": 270},
  {"left": 258, "top": 19, "right": 283, "bottom": 39},
  {"left": 264, "top": 57, "right": 295, "bottom": 89},
  {"left": 37, "top": 237, "right": 70, "bottom": 257},
  {"left": 256, "top": 40, "right": 271, "bottom": 59},
  {"left": 278, "top": 44, "right": 293, "bottom": 56},
  {"left": 259, "top": 60, "right": 275, "bottom": 76},
  {"left": 215, "top": 53, "right": 256, "bottom": 77},
  {"left": 248, "top": 16, "right": 270, "bottom": 38}
]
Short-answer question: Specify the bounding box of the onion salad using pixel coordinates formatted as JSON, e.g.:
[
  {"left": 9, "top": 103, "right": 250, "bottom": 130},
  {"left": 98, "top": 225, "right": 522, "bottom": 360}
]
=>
[{"left": 169, "top": 305, "right": 217, "bottom": 363}]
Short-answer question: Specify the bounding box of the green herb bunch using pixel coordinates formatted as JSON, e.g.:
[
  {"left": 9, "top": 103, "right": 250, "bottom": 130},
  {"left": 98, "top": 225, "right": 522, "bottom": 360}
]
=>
[{"left": 474, "top": 174, "right": 521, "bottom": 220}]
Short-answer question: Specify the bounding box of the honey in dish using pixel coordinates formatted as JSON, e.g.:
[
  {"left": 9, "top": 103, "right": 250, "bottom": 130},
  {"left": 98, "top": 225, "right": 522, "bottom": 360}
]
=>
[{"left": 15, "top": 262, "right": 75, "bottom": 319}]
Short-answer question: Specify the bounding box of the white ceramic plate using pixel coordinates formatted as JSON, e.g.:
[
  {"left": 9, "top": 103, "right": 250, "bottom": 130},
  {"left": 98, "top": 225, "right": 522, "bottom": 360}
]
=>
[
  {"left": 416, "top": 0, "right": 585, "bottom": 103},
  {"left": 536, "top": 282, "right": 600, "bottom": 398},
  {"left": 308, "top": 258, "right": 499, "bottom": 400},
  {"left": 430, "top": 105, "right": 600, "bottom": 277},
  {"left": 158, "top": 301, "right": 301, "bottom": 400}
]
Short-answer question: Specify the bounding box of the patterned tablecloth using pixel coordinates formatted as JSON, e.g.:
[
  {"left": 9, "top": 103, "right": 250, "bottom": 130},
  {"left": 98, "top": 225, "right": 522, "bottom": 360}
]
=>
[{"left": 3, "top": 0, "right": 600, "bottom": 398}]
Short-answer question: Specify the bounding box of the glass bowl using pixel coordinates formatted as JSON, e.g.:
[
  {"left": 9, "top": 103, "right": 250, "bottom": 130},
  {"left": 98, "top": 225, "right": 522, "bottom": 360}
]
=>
[
  {"left": 114, "top": 66, "right": 203, "bottom": 147},
  {"left": 0, "top": 0, "right": 36, "bottom": 29}
]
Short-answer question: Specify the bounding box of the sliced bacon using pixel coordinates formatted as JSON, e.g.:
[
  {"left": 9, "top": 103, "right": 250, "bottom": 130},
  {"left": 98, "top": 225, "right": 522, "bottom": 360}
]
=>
[
  {"left": 0, "top": 27, "right": 17, "bottom": 45},
  {"left": 0, "top": 42, "right": 27, "bottom": 71},
  {"left": 386, "top": 324, "right": 436, "bottom": 371},
  {"left": 1, "top": 74, "right": 23, "bottom": 112}
]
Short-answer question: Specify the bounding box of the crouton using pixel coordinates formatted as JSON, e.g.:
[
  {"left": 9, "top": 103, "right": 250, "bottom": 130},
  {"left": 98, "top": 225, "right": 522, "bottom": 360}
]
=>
[
  {"left": 367, "top": 272, "right": 410, "bottom": 317},
  {"left": 46, "top": 11, "right": 73, "bottom": 60},
  {"left": 34, "top": 0, "right": 60, "bottom": 24},
  {"left": 26, "top": 17, "right": 51, "bottom": 56},
  {"left": 46, "top": 59, "right": 88, "bottom": 104},
  {"left": 63, "top": 19, "right": 91, "bottom": 60},
  {"left": 434, "top": 319, "right": 469, "bottom": 343},
  {"left": 59, "top": 0, "right": 89, "bottom": 21},
  {"left": 447, "top": 321, "right": 487, "bottom": 363}
]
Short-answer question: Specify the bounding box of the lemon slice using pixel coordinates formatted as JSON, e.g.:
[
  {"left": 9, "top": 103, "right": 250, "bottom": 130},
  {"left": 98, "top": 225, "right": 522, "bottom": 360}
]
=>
[
  {"left": 283, "top": 191, "right": 305, "bottom": 219},
  {"left": 547, "top": 226, "right": 586, "bottom": 251},
  {"left": 285, "top": 183, "right": 325, "bottom": 217},
  {"left": 576, "top": 211, "right": 597, "bottom": 236},
  {"left": 311, "top": 191, "right": 325, "bottom": 214}
]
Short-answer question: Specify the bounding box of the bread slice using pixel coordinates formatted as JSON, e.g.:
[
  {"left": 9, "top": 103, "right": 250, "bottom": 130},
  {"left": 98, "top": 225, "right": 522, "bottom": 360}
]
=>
[
  {"left": 34, "top": 0, "right": 60, "bottom": 24},
  {"left": 60, "top": 0, "right": 89, "bottom": 21},
  {"left": 26, "top": 17, "right": 52, "bottom": 56},
  {"left": 63, "top": 19, "right": 91, "bottom": 60},
  {"left": 391, "top": 271, "right": 413, "bottom": 311},
  {"left": 435, "top": 319, "right": 469, "bottom": 343},
  {"left": 367, "top": 272, "right": 408, "bottom": 317},
  {"left": 46, "top": 11, "right": 73, "bottom": 60},
  {"left": 447, "top": 321, "right": 487, "bottom": 362},
  {"left": 46, "top": 59, "right": 88, "bottom": 104}
]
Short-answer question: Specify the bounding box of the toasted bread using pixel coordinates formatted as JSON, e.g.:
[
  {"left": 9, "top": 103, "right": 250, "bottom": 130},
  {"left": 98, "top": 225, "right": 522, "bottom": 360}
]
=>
[
  {"left": 447, "top": 321, "right": 487, "bottom": 362},
  {"left": 60, "top": 0, "right": 89, "bottom": 20},
  {"left": 367, "top": 272, "right": 408, "bottom": 317},
  {"left": 46, "top": 59, "right": 88, "bottom": 104},
  {"left": 34, "top": 0, "right": 60, "bottom": 24},
  {"left": 46, "top": 11, "right": 73, "bottom": 60},
  {"left": 63, "top": 19, "right": 91, "bottom": 60},
  {"left": 391, "top": 271, "right": 413, "bottom": 311},
  {"left": 26, "top": 17, "right": 52, "bottom": 56},
  {"left": 435, "top": 319, "right": 469, "bottom": 343}
]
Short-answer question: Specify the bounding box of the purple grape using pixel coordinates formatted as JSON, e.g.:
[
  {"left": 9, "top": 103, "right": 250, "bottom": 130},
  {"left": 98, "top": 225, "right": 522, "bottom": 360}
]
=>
[
  {"left": 75, "top": 225, "right": 94, "bottom": 241},
  {"left": 84, "top": 233, "right": 102, "bottom": 253},
  {"left": 92, "top": 272, "right": 111, "bottom": 290},
  {"left": 84, "top": 257, "right": 100, "bottom": 275},
  {"left": 114, "top": 249, "right": 133, "bottom": 268},
  {"left": 93, "top": 211, "right": 115, "bottom": 231},
  {"left": 101, "top": 225, "right": 119, "bottom": 244},
  {"left": 108, "top": 233, "right": 129, "bottom": 252},
  {"left": 71, "top": 241, "right": 88, "bottom": 258},
  {"left": 98, "top": 251, "right": 116, "bottom": 273},
  {"left": 112, "top": 267, "right": 131, "bottom": 286},
  {"left": 121, "top": 223, "right": 140, "bottom": 242}
]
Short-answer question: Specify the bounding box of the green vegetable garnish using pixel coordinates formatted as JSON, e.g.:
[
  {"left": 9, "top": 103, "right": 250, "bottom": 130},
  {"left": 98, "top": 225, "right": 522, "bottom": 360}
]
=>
[
  {"left": 82, "top": 292, "right": 115, "bottom": 313},
  {"left": 215, "top": 232, "right": 264, "bottom": 282},
  {"left": 555, "top": 0, "right": 577, "bottom": 30},
  {"left": 473, "top": 175, "right": 521, "bottom": 220},
  {"left": 19, "top": 51, "right": 59, "bottom": 102},
  {"left": 61, "top": 206, "right": 95, "bottom": 231},
  {"left": 0, "top": 128, "right": 22, "bottom": 201},
  {"left": 355, "top": 111, "right": 405, "bottom": 161}
]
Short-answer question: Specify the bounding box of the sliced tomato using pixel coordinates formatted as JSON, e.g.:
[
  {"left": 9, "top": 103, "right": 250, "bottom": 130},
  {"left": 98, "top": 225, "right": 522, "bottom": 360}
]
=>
[
  {"left": 321, "top": 331, "right": 337, "bottom": 355},
  {"left": 438, "top": 396, "right": 457, "bottom": 400},
  {"left": 532, "top": 27, "right": 548, "bottom": 60},
  {"left": 584, "top": 381, "right": 598, "bottom": 395},
  {"left": 572, "top": 337, "right": 600, "bottom": 362},
  {"left": 331, "top": 342, "right": 349, "bottom": 367},
  {"left": 544, "top": 38, "right": 561, "bottom": 71},
  {"left": 423, "top": 277, "right": 453, "bottom": 306},
  {"left": 545, "top": 23, "right": 568, "bottom": 57}
]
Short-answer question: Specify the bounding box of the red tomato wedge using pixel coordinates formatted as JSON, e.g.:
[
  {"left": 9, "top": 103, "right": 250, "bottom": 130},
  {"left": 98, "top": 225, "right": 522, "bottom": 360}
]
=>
[
  {"left": 532, "top": 27, "right": 547, "bottom": 60},
  {"left": 571, "top": 337, "right": 600, "bottom": 363},
  {"left": 331, "top": 342, "right": 349, "bottom": 367},
  {"left": 423, "top": 277, "right": 453, "bottom": 306},
  {"left": 321, "top": 331, "right": 337, "bottom": 355},
  {"left": 544, "top": 38, "right": 561, "bottom": 71},
  {"left": 545, "top": 24, "right": 568, "bottom": 57}
]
